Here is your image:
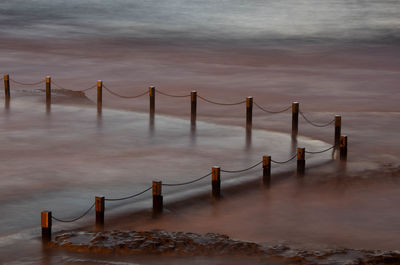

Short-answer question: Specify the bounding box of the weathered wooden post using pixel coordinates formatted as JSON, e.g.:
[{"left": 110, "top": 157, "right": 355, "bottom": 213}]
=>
[
  {"left": 97, "top": 80, "right": 102, "bottom": 114},
  {"left": 334, "top": 115, "right": 341, "bottom": 148},
  {"left": 340, "top": 135, "right": 348, "bottom": 161},
  {"left": 297, "top": 147, "right": 305, "bottom": 177},
  {"left": 41, "top": 211, "right": 52, "bottom": 243},
  {"left": 4, "top": 74, "right": 10, "bottom": 103},
  {"left": 152, "top": 181, "right": 163, "bottom": 215},
  {"left": 149, "top": 86, "right": 155, "bottom": 117},
  {"left": 45, "top": 76, "right": 51, "bottom": 106},
  {"left": 263, "top": 156, "right": 271, "bottom": 186},
  {"left": 246, "top": 96, "right": 253, "bottom": 131},
  {"left": 191, "top": 90, "right": 197, "bottom": 129},
  {"left": 95, "top": 196, "right": 105, "bottom": 229},
  {"left": 212, "top": 166, "right": 221, "bottom": 199},
  {"left": 292, "top": 102, "right": 299, "bottom": 139}
]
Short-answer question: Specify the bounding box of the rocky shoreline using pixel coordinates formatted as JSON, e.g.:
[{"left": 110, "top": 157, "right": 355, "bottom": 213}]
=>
[{"left": 50, "top": 230, "right": 400, "bottom": 264}]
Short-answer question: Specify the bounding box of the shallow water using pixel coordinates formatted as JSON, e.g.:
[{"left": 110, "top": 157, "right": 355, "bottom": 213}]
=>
[{"left": 0, "top": 0, "right": 399, "bottom": 264}]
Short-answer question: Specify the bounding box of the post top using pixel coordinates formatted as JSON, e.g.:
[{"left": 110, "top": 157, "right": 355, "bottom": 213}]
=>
[
  {"left": 149, "top": 86, "right": 155, "bottom": 88},
  {"left": 297, "top": 147, "right": 305, "bottom": 151},
  {"left": 247, "top": 96, "right": 253, "bottom": 99},
  {"left": 41, "top": 210, "right": 52, "bottom": 214},
  {"left": 191, "top": 90, "right": 197, "bottom": 93},
  {"left": 4, "top": 74, "right": 9, "bottom": 80},
  {"left": 95, "top": 195, "right": 105, "bottom": 199},
  {"left": 292, "top": 101, "right": 299, "bottom": 104},
  {"left": 212, "top": 166, "right": 221, "bottom": 169},
  {"left": 152, "top": 180, "right": 162, "bottom": 184}
]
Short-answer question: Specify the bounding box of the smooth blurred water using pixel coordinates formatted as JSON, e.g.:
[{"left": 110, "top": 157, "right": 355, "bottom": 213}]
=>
[{"left": 0, "top": 0, "right": 399, "bottom": 44}]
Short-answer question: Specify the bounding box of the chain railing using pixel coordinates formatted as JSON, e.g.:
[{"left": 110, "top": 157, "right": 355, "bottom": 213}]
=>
[
  {"left": 52, "top": 203, "right": 95, "bottom": 223},
  {"left": 10, "top": 78, "right": 45, "bottom": 86},
  {"left": 254, "top": 101, "right": 291, "bottom": 114},
  {"left": 197, "top": 95, "right": 246, "bottom": 106},
  {"left": 3, "top": 77, "right": 338, "bottom": 130},
  {"left": 103, "top": 84, "right": 148, "bottom": 99},
  {"left": 155, "top": 88, "right": 191, "bottom": 98},
  {"left": 299, "top": 111, "right": 335, "bottom": 128},
  {"left": 52, "top": 81, "right": 97, "bottom": 92},
  {"left": 49, "top": 144, "right": 336, "bottom": 224}
]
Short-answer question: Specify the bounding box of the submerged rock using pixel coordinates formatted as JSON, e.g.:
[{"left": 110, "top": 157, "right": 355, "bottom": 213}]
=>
[
  {"left": 50, "top": 230, "right": 400, "bottom": 264},
  {"left": 51, "top": 230, "right": 264, "bottom": 256}
]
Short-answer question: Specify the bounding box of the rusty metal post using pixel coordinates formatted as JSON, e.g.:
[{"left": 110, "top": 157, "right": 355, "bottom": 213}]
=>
[
  {"left": 292, "top": 102, "right": 299, "bottom": 139},
  {"left": 152, "top": 180, "right": 163, "bottom": 215},
  {"left": 4, "top": 74, "right": 10, "bottom": 103},
  {"left": 263, "top": 155, "right": 271, "bottom": 186},
  {"left": 212, "top": 166, "right": 221, "bottom": 199},
  {"left": 97, "top": 80, "right": 102, "bottom": 114},
  {"left": 95, "top": 196, "right": 104, "bottom": 229},
  {"left": 41, "top": 211, "right": 52, "bottom": 243},
  {"left": 340, "top": 135, "right": 348, "bottom": 161},
  {"left": 46, "top": 76, "right": 51, "bottom": 106},
  {"left": 246, "top": 96, "right": 253, "bottom": 131},
  {"left": 335, "top": 115, "right": 341, "bottom": 148},
  {"left": 149, "top": 86, "right": 155, "bottom": 118},
  {"left": 297, "top": 147, "right": 305, "bottom": 177},
  {"left": 191, "top": 90, "right": 197, "bottom": 129}
]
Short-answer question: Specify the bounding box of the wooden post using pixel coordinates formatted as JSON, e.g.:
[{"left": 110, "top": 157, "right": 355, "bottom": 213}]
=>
[
  {"left": 41, "top": 211, "right": 52, "bottom": 243},
  {"left": 297, "top": 147, "right": 305, "bottom": 177},
  {"left": 340, "top": 135, "right": 348, "bottom": 161},
  {"left": 246, "top": 96, "right": 253, "bottom": 131},
  {"left": 212, "top": 166, "right": 221, "bottom": 199},
  {"left": 45, "top": 76, "right": 51, "bottom": 105},
  {"left": 152, "top": 181, "right": 163, "bottom": 215},
  {"left": 149, "top": 86, "right": 155, "bottom": 117},
  {"left": 334, "top": 115, "right": 341, "bottom": 148},
  {"left": 263, "top": 156, "right": 271, "bottom": 186},
  {"left": 191, "top": 90, "right": 197, "bottom": 129},
  {"left": 97, "top": 80, "right": 102, "bottom": 114},
  {"left": 4, "top": 74, "right": 10, "bottom": 102},
  {"left": 95, "top": 196, "right": 105, "bottom": 229},
  {"left": 292, "top": 102, "right": 299, "bottom": 139}
]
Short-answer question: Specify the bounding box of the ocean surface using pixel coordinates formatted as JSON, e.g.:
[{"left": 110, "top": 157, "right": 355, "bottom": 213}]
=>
[{"left": 0, "top": 0, "right": 399, "bottom": 44}]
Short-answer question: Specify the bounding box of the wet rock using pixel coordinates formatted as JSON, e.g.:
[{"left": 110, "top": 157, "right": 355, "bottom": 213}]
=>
[{"left": 50, "top": 230, "right": 400, "bottom": 264}]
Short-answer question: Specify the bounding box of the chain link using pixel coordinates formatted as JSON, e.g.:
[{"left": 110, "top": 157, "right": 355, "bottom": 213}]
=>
[
  {"left": 52, "top": 81, "right": 97, "bottom": 92},
  {"left": 162, "top": 172, "right": 212, "bottom": 186},
  {"left": 103, "top": 84, "right": 148, "bottom": 99},
  {"left": 305, "top": 145, "right": 335, "bottom": 154},
  {"left": 299, "top": 111, "right": 335, "bottom": 128},
  {"left": 253, "top": 101, "right": 291, "bottom": 114},
  {"left": 105, "top": 186, "right": 152, "bottom": 201},
  {"left": 271, "top": 153, "right": 297, "bottom": 164},
  {"left": 52, "top": 203, "right": 95, "bottom": 223},
  {"left": 197, "top": 95, "right": 246, "bottom": 106},
  {"left": 155, "top": 89, "right": 191, "bottom": 98},
  {"left": 221, "top": 161, "right": 263, "bottom": 173},
  {"left": 10, "top": 78, "right": 45, "bottom": 86}
]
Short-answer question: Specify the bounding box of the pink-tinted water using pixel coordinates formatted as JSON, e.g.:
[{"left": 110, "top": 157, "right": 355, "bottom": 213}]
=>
[{"left": 0, "top": 37, "right": 399, "bottom": 264}]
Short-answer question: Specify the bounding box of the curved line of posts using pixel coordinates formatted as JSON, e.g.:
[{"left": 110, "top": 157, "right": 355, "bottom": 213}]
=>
[
  {"left": 5, "top": 77, "right": 337, "bottom": 128},
  {"left": 50, "top": 145, "right": 334, "bottom": 223}
]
